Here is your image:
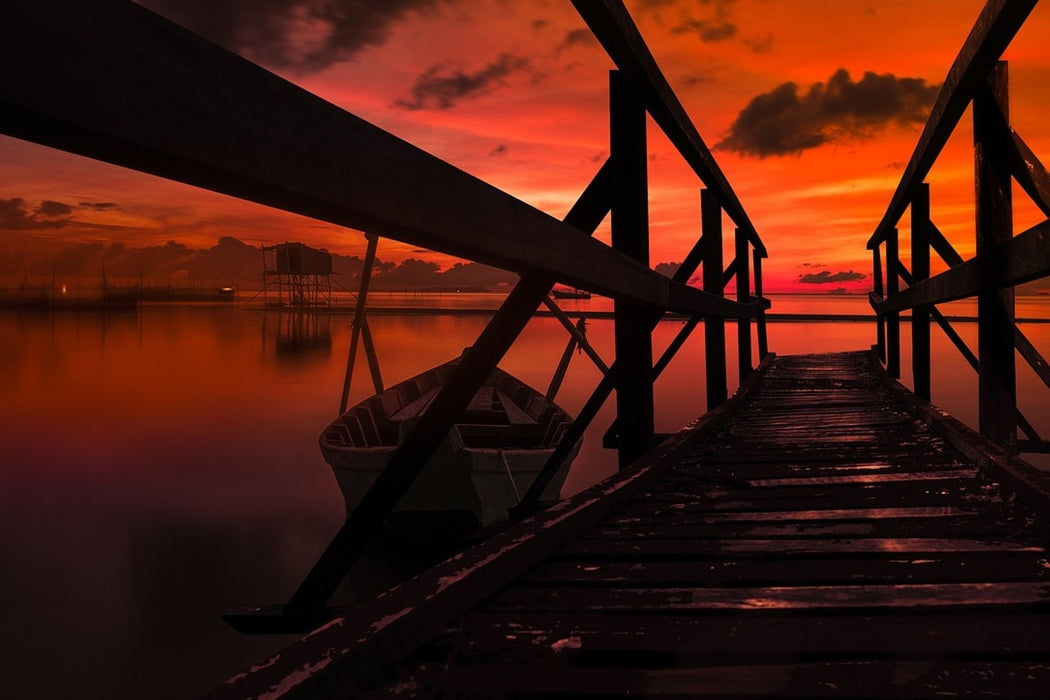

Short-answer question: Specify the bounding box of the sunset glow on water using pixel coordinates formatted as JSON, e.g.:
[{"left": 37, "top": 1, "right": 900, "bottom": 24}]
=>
[{"left": 2, "top": 294, "right": 1049, "bottom": 696}]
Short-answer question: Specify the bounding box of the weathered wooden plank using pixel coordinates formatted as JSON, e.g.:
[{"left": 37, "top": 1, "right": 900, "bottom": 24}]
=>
[
  {"left": 556, "top": 537, "right": 1042, "bottom": 559},
  {"left": 868, "top": 0, "right": 1037, "bottom": 247},
  {"left": 572, "top": 0, "right": 763, "bottom": 253},
  {"left": 745, "top": 469, "right": 977, "bottom": 487},
  {"left": 0, "top": 0, "right": 758, "bottom": 320},
  {"left": 389, "top": 660, "right": 1050, "bottom": 699},
  {"left": 636, "top": 506, "right": 974, "bottom": 522},
  {"left": 521, "top": 554, "right": 1048, "bottom": 587},
  {"left": 457, "top": 611, "right": 1050, "bottom": 657},
  {"left": 875, "top": 219, "right": 1050, "bottom": 313},
  {"left": 485, "top": 582, "right": 1050, "bottom": 614}
]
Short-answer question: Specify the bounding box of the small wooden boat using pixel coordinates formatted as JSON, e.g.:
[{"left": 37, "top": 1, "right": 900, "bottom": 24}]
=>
[
  {"left": 319, "top": 359, "right": 580, "bottom": 539},
  {"left": 551, "top": 287, "right": 591, "bottom": 300}
]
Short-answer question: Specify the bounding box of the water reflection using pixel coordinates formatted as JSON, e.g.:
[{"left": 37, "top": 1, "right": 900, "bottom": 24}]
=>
[
  {"left": 1, "top": 296, "right": 1049, "bottom": 698},
  {"left": 262, "top": 311, "right": 332, "bottom": 365}
]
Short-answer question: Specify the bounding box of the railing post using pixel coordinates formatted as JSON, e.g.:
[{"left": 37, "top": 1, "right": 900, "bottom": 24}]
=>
[
  {"left": 752, "top": 249, "right": 768, "bottom": 358},
  {"left": 911, "top": 183, "right": 932, "bottom": 400},
  {"left": 702, "top": 189, "right": 727, "bottom": 408},
  {"left": 974, "top": 60, "right": 1017, "bottom": 451},
  {"left": 734, "top": 228, "right": 752, "bottom": 381},
  {"left": 885, "top": 228, "right": 901, "bottom": 379},
  {"left": 609, "top": 70, "right": 654, "bottom": 468},
  {"left": 873, "top": 244, "right": 886, "bottom": 363}
]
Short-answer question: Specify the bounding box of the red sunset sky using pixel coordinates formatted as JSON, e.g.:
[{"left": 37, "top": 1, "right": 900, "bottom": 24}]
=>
[{"left": 2, "top": 0, "right": 1049, "bottom": 293}]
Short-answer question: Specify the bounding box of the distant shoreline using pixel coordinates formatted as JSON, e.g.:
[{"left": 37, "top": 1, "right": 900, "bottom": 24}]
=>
[{"left": 250, "top": 306, "right": 1050, "bottom": 324}]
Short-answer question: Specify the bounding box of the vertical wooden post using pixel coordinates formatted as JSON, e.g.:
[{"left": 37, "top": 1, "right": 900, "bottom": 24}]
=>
[
  {"left": 911, "top": 183, "right": 931, "bottom": 401},
  {"left": 609, "top": 70, "right": 653, "bottom": 468},
  {"left": 873, "top": 244, "right": 886, "bottom": 363},
  {"left": 753, "top": 249, "right": 768, "bottom": 359},
  {"left": 734, "top": 228, "right": 752, "bottom": 382},
  {"left": 702, "top": 189, "right": 727, "bottom": 408},
  {"left": 885, "top": 229, "right": 901, "bottom": 379},
  {"left": 975, "top": 60, "right": 1017, "bottom": 451}
]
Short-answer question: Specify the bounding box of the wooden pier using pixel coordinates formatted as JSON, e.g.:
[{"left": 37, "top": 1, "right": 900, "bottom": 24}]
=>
[
  {"left": 211, "top": 350, "right": 1050, "bottom": 697},
  {"left": 5, "top": 0, "right": 1050, "bottom": 697}
]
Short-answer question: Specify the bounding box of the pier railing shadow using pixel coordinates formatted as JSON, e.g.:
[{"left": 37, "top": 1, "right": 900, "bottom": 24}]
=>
[
  {"left": 868, "top": 0, "right": 1050, "bottom": 456},
  {"left": 0, "top": 0, "right": 769, "bottom": 625}
]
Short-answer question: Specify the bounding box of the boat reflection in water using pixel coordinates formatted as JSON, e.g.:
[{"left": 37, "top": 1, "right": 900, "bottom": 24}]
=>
[{"left": 319, "top": 357, "right": 580, "bottom": 539}]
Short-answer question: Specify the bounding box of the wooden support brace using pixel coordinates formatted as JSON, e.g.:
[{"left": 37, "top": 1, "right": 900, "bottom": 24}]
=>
[
  {"left": 542, "top": 297, "right": 608, "bottom": 374},
  {"left": 753, "top": 250, "right": 768, "bottom": 358},
  {"left": 702, "top": 189, "right": 727, "bottom": 409},
  {"left": 1008, "top": 129, "right": 1050, "bottom": 217},
  {"left": 735, "top": 229, "right": 752, "bottom": 382},
  {"left": 975, "top": 60, "right": 1017, "bottom": 451},
  {"left": 885, "top": 230, "right": 902, "bottom": 379},
  {"left": 609, "top": 69, "right": 654, "bottom": 469},
  {"left": 339, "top": 233, "right": 380, "bottom": 413},
  {"left": 912, "top": 183, "right": 932, "bottom": 401},
  {"left": 280, "top": 160, "right": 615, "bottom": 617}
]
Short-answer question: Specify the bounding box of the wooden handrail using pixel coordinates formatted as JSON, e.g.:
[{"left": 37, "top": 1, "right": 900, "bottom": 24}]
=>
[
  {"left": 573, "top": 0, "right": 765, "bottom": 256},
  {"left": 867, "top": 0, "right": 1036, "bottom": 248},
  {"left": 0, "top": 0, "right": 758, "bottom": 319}
]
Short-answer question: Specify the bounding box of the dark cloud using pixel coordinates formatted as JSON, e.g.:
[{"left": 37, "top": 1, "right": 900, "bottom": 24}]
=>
[
  {"left": 719, "top": 69, "right": 940, "bottom": 158},
  {"left": 655, "top": 261, "right": 681, "bottom": 278},
  {"left": 558, "top": 28, "right": 595, "bottom": 50},
  {"left": 672, "top": 16, "right": 736, "bottom": 42},
  {"left": 79, "top": 202, "right": 118, "bottom": 211},
  {"left": 743, "top": 33, "right": 774, "bottom": 54},
  {"left": 799, "top": 270, "right": 866, "bottom": 284},
  {"left": 394, "top": 53, "right": 531, "bottom": 110},
  {"left": 37, "top": 200, "right": 75, "bottom": 217},
  {"left": 0, "top": 197, "right": 71, "bottom": 231},
  {"left": 489, "top": 144, "right": 508, "bottom": 157},
  {"left": 139, "top": 0, "right": 443, "bottom": 74}
]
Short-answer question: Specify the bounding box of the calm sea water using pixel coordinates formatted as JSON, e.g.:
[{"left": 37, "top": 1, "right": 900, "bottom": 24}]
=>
[{"left": 2, "top": 293, "right": 1048, "bottom": 698}]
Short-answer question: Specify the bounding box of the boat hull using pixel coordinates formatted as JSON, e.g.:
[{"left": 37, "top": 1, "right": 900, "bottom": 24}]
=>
[{"left": 320, "top": 360, "right": 581, "bottom": 538}]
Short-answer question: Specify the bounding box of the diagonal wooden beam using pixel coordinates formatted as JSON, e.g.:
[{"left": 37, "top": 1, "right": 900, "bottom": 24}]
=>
[
  {"left": 572, "top": 0, "right": 765, "bottom": 256},
  {"left": 1009, "top": 129, "right": 1050, "bottom": 217},
  {"left": 868, "top": 0, "right": 1036, "bottom": 248},
  {"left": 876, "top": 219, "right": 1050, "bottom": 314},
  {"left": 0, "top": 0, "right": 756, "bottom": 319}
]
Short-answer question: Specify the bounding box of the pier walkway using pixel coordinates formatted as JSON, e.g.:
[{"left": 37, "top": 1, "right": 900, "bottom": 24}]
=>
[{"left": 215, "top": 350, "right": 1050, "bottom": 698}]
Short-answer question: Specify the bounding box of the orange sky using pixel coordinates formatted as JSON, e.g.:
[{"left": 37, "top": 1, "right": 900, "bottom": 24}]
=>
[{"left": 2, "top": 0, "right": 1049, "bottom": 293}]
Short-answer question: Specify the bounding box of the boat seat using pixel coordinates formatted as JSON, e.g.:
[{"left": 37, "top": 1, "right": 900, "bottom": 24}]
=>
[
  {"left": 356, "top": 406, "right": 382, "bottom": 446},
  {"left": 340, "top": 414, "right": 367, "bottom": 446},
  {"left": 467, "top": 386, "right": 494, "bottom": 412},
  {"left": 496, "top": 390, "right": 536, "bottom": 425},
  {"left": 458, "top": 423, "right": 540, "bottom": 448},
  {"left": 390, "top": 387, "right": 440, "bottom": 421}
]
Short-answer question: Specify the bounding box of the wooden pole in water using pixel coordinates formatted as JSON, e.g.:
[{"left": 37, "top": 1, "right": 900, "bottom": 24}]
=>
[
  {"left": 339, "top": 233, "right": 379, "bottom": 414},
  {"left": 609, "top": 69, "right": 653, "bottom": 468},
  {"left": 974, "top": 60, "right": 1017, "bottom": 451}
]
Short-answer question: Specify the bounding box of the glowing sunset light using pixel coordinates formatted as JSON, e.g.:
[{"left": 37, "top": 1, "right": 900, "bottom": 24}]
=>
[{"left": 2, "top": 0, "right": 1049, "bottom": 294}]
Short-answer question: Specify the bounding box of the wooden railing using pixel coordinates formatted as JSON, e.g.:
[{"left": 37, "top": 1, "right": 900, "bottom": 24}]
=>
[
  {"left": 0, "top": 0, "right": 769, "bottom": 624},
  {"left": 869, "top": 0, "right": 1050, "bottom": 455}
]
